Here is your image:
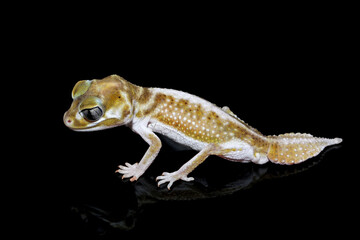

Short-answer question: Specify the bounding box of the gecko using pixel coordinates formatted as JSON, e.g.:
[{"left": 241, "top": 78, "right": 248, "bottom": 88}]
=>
[{"left": 64, "top": 74, "right": 342, "bottom": 189}]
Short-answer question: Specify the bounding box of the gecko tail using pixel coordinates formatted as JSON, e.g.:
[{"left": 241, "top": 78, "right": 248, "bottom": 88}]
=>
[{"left": 267, "top": 133, "right": 342, "bottom": 165}]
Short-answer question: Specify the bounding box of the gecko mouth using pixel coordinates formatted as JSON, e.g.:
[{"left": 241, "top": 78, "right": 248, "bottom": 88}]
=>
[
  {"left": 67, "top": 126, "right": 97, "bottom": 132},
  {"left": 65, "top": 123, "right": 107, "bottom": 132},
  {"left": 64, "top": 118, "right": 121, "bottom": 132}
]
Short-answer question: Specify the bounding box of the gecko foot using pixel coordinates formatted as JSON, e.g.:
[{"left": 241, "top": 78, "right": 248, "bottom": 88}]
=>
[
  {"left": 156, "top": 171, "right": 194, "bottom": 190},
  {"left": 115, "top": 162, "right": 144, "bottom": 182}
]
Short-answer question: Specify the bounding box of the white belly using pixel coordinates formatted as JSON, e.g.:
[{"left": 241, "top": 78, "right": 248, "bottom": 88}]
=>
[{"left": 148, "top": 120, "right": 208, "bottom": 151}]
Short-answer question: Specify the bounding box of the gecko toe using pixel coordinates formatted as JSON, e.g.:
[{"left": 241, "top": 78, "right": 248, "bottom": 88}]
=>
[
  {"left": 181, "top": 176, "right": 194, "bottom": 182},
  {"left": 167, "top": 181, "right": 174, "bottom": 190}
]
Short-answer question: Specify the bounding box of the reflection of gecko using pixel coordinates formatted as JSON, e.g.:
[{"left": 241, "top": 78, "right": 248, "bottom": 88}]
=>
[{"left": 64, "top": 74, "right": 342, "bottom": 189}]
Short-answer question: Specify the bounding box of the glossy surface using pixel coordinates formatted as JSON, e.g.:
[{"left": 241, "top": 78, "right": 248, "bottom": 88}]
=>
[{"left": 28, "top": 13, "right": 355, "bottom": 239}]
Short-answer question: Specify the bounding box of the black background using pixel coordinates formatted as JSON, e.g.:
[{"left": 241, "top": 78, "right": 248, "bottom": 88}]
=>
[{"left": 16, "top": 4, "right": 356, "bottom": 239}]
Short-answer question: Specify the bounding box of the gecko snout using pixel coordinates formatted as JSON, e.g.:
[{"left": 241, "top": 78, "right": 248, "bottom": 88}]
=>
[{"left": 63, "top": 112, "right": 73, "bottom": 128}]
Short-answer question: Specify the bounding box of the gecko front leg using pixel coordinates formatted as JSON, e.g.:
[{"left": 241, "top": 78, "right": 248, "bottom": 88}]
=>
[{"left": 116, "top": 123, "right": 162, "bottom": 181}]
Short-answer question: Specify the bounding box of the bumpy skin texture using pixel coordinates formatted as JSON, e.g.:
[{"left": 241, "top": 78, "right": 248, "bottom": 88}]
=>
[{"left": 64, "top": 75, "right": 342, "bottom": 189}]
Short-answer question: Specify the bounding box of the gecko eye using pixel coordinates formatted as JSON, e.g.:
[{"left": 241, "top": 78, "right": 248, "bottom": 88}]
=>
[{"left": 80, "top": 107, "right": 103, "bottom": 122}]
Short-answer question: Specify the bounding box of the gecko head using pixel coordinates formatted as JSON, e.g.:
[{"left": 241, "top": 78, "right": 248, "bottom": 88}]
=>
[{"left": 64, "top": 75, "right": 136, "bottom": 131}]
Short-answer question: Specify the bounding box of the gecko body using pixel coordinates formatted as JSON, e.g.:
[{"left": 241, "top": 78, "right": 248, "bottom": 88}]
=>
[{"left": 64, "top": 75, "right": 342, "bottom": 189}]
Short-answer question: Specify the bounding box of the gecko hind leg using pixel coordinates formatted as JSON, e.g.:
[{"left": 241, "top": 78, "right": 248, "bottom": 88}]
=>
[{"left": 156, "top": 144, "right": 217, "bottom": 190}]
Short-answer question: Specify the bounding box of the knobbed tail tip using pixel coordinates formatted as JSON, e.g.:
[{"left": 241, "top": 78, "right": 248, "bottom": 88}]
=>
[{"left": 267, "top": 133, "right": 342, "bottom": 165}]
